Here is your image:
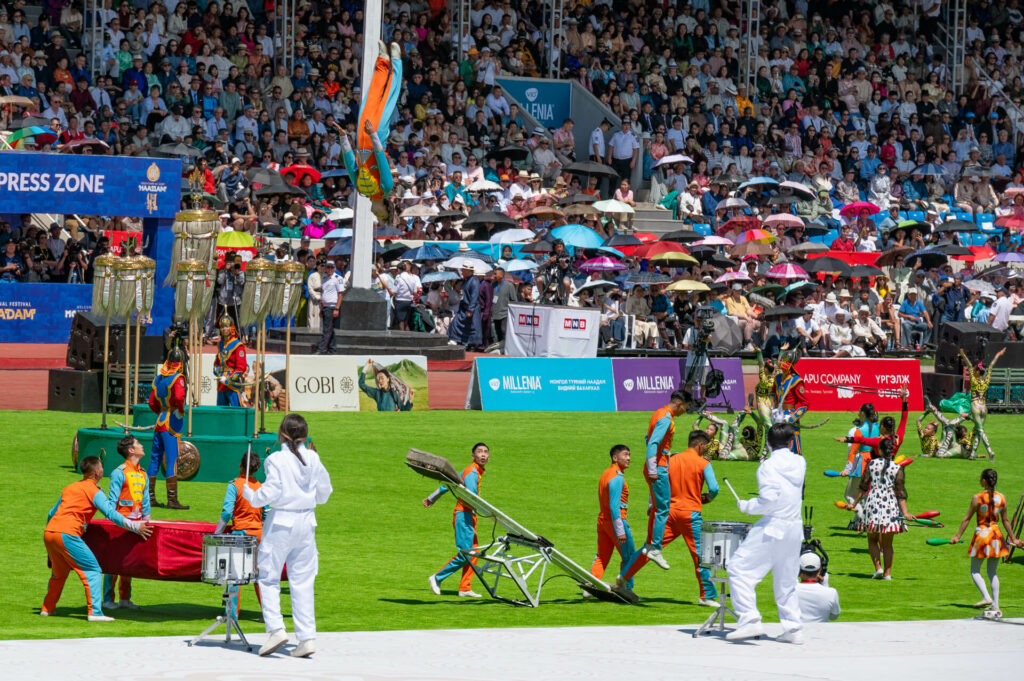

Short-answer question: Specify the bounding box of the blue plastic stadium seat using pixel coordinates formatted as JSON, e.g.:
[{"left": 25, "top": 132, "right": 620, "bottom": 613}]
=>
[
  {"left": 977, "top": 213, "right": 996, "bottom": 230},
  {"left": 953, "top": 211, "right": 975, "bottom": 223},
  {"left": 695, "top": 223, "right": 712, "bottom": 236},
  {"left": 907, "top": 210, "right": 926, "bottom": 222},
  {"left": 898, "top": 211, "right": 910, "bottom": 220},
  {"left": 870, "top": 213, "right": 886, "bottom": 226}
]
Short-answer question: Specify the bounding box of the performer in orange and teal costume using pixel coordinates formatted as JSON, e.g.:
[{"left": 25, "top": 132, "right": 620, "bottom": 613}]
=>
[
  {"left": 41, "top": 456, "right": 151, "bottom": 621},
  {"left": 424, "top": 442, "right": 489, "bottom": 597},
  {"left": 213, "top": 314, "right": 247, "bottom": 407},
  {"left": 215, "top": 451, "right": 265, "bottom": 613},
  {"left": 102, "top": 435, "right": 151, "bottom": 611},
  {"left": 640, "top": 390, "right": 692, "bottom": 570},
  {"left": 335, "top": 42, "right": 402, "bottom": 215},
  {"left": 148, "top": 347, "right": 188, "bottom": 509},
  {"left": 771, "top": 349, "right": 809, "bottom": 454},
  {"left": 590, "top": 444, "right": 636, "bottom": 590}
]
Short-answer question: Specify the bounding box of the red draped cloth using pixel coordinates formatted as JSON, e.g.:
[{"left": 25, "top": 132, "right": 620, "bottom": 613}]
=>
[{"left": 83, "top": 519, "right": 216, "bottom": 581}]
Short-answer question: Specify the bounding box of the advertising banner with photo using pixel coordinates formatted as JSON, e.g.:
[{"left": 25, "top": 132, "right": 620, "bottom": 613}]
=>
[
  {"left": 197, "top": 353, "right": 428, "bottom": 411},
  {"left": 505, "top": 303, "right": 601, "bottom": 358},
  {"left": 472, "top": 357, "right": 617, "bottom": 411},
  {"left": 796, "top": 358, "right": 923, "bottom": 412},
  {"left": 0, "top": 283, "right": 92, "bottom": 343}
]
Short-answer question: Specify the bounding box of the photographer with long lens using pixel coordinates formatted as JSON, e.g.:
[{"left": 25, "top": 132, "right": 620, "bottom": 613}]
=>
[{"left": 796, "top": 552, "right": 841, "bottom": 623}]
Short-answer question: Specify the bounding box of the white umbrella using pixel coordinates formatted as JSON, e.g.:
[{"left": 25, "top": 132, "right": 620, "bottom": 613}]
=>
[
  {"left": 593, "top": 199, "right": 635, "bottom": 214},
  {"left": 718, "top": 198, "right": 749, "bottom": 210},
  {"left": 504, "top": 258, "right": 539, "bottom": 272},
  {"left": 489, "top": 228, "right": 536, "bottom": 243},
  {"left": 573, "top": 279, "right": 621, "bottom": 295},
  {"left": 779, "top": 180, "right": 816, "bottom": 198},
  {"left": 653, "top": 154, "right": 694, "bottom": 167},
  {"left": 467, "top": 179, "right": 503, "bottom": 192},
  {"left": 400, "top": 204, "right": 435, "bottom": 218},
  {"left": 327, "top": 207, "right": 353, "bottom": 221},
  {"left": 442, "top": 255, "right": 492, "bottom": 274}
]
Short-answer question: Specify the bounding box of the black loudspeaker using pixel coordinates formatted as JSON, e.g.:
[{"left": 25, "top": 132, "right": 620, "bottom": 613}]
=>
[
  {"left": 938, "top": 321, "right": 1001, "bottom": 348},
  {"left": 107, "top": 366, "right": 158, "bottom": 413},
  {"left": 921, "top": 372, "right": 963, "bottom": 406},
  {"left": 985, "top": 342, "right": 1024, "bottom": 368},
  {"left": 48, "top": 368, "right": 102, "bottom": 412},
  {"left": 65, "top": 311, "right": 126, "bottom": 370}
]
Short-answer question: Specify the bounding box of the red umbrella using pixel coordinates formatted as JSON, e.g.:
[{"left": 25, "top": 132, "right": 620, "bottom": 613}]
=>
[
  {"left": 280, "top": 164, "right": 322, "bottom": 186},
  {"left": 839, "top": 201, "right": 880, "bottom": 217},
  {"left": 633, "top": 231, "right": 660, "bottom": 243},
  {"left": 953, "top": 246, "right": 997, "bottom": 262},
  {"left": 995, "top": 215, "right": 1024, "bottom": 230},
  {"left": 635, "top": 240, "right": 690, "bottom": 259},
  {"left": 718, "top": 215, "right": 761, "bottom": 235}
]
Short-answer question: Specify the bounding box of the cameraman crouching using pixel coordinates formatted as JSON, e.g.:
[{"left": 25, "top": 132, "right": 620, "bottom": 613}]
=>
[{"left": 795, "top": 553, "right": 841, "bottom": 623}]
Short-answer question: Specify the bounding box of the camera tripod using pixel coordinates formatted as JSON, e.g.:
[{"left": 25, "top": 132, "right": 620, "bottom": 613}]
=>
[{"left": 188, "top": 583, "right": 252, "bottom": 652}]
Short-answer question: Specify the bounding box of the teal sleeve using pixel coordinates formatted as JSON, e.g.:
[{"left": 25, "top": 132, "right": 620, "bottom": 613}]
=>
[
  {"left": 358, "top": 372, "right": 380, "bottom": 398},
  {"left": 374, "top": 148, "right": 394, "bottom": 197},
  {"left": 92, "top": 491, "right": 138, "bottom": 531},
  {"left": 646, "top": 415, "right": 671, "bottom": 460},
  {"left": 704, "top": 463, "right": 720, "bottom": 499},
  {"left": 464, "top": 470, "right": 479, "bottom": 495},
  {"left": 220, "top": 483, "right": 238, "bottom": 523},
  {"left": 341, "top": 144, "right": 359, "bottom": 186},
  {"left": 141, "top": 476, "right": 151, "bottom": 518},
  {"left": 47, "top": 498, "right": 61, "bottom": 521},
  {"left": 427, "top": 485, "right": 449, "bottom": 504},
  {"left": 108, "top": 468, "right": 125, "bottom": 509},
  {"left": 607, "top": 474, "right": 624, "bottom": 519}
]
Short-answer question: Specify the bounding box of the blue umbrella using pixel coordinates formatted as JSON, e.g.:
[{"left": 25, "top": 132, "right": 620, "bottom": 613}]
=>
[
  {"left": 911, "top": 164, "right": 946, "bottom": 177},
  {"left": 422, "top": 271, "right": 460, "bottom": 283},
  {"left": 404, "top": 244, "right": 450, "bottom": 261},
  {"left": 328, "top": 237, "right": 383, "bottom": 256},
  {"left": 321, "top": 169, "right": 350, "bottom": 179},
  {"left": 504, "top": 258, "right": 539, "bottom": 272},
  {"left": 596, "top": 245, "right": 624, "bottom": 258},
  {"left": 738, "top": 176, "right": 779, "bottom": 189},
  {"left": 550, "top": 223, "right": 604, "bottom": 249},
  {"left": 323, "top": 227, "right": 353, "bottom": 239}
]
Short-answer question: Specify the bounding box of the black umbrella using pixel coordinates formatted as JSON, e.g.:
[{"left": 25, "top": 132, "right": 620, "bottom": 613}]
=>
[
  {"left": 564, "top": 160, "right": 619, "bottom": 179},
  {"left": 848, "top": 264, "right": 885, "bottom": 278},
  {"left": 906, "top": 248, "right": 949, "bottom": 269},
  {"left": 961, "top": 165, "right": 993, "bottom": 178},
  {"left": 558, "top": 193, "right": 600, "bottom": 205},
  {"left": 486, "top": 145, "right": 529, "bottom": 161},
  {"left": 522, "top": 240, "right": 553, "bottom": 253},
  {"left": 464, "top": 211, "right": 515, "bottom": 227},
  {"left": 626, "top": 272, "right": 671, "bottom": 284},
  {"left": 804, "top": 256, "right": 851, "bottom": 275},
  {"left": 154, "top": 142, "right": 203, "bottom": 158},
  {"left": 934, "top": 244, "right": 973, "bottom": 256},
  {"left": 247, "top": 167, "right": 284, "bottom": 184},
  {"left": 710, "top": 254, "right": 738, "bottom": 269},
  {"left": 934, "top": 219, "right": 978, "bottom": 233},
  {"left": 381, "top": 242, "right": 410, "bottom": 261},
  {"left": 768, "top": 195, "right": 799, "bottom": 205},
  {"left": 687, "top": 245, "right": 716, "bottom": 263},
  {"left": 605, "top": 234, "right": 643, "bottom": 247},
  {"left": 708, "top": 315, "right": 743, "bottom": 354},
  {"left": 798, "top": 222, "right": 830, "bottom": 237},
  {"left": 435, "top": 209, "right": 466, "bottom": 220},
  {"left": 762, "top": 305, "right": 807, "bottom": 320},
  {"left": 659, "top": 229, "right": 702, "bottom": 242},
  {"left": 256, "top": 182, "right": 306, "bottom": 197}
]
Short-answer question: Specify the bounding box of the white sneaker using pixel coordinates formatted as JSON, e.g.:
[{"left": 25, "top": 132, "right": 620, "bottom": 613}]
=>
[
  {"left": 39, "top": 610, "right": 51, "bottom": 617},
  {"left": 645, "top": 547, "right": 671, "bottom": 570},
  {"left": 258, "top": 629, "right": 289, "bottom": 657},
  {"left": 291, "top": 639, "right": 316, "bottom": 658},
  {"left": 88, "top": 615, "right": 115, "bottom": 622},
  {"left": 428, "top": 575, "right": 441, "bottom": 595},
  {"left": 581, "top": 590, "right": 593, "bottom": 599},
  {"left": 458, "top": 590, "right": 482, "bottom": 598},
  {"left": 726, "top": 621, "right": 765, "bottom": 641},
  {"left": 871, "top": 569, "right": 884, "bottom": 579},
  {"left": 881, "top": 575, "right": 892, "bottom": 581},
  {"left": 118, "top": 599, "right": 140, "bottom": 610},
  {"left": 698, "top": 598, "right": 720, "bottom": 608},
  {"left": 777, "top": 628, "right": 805, "bottom": 645},
  {"left": 102, "top": 600, "right": 118, "bottom": 611}
]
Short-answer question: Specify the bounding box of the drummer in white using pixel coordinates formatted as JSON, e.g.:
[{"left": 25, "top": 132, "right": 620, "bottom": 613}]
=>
[
  {"left": 243, "top": 414, "right": 333, "bottom": 658},
  {"left": 727, "top": 423, "right": 806, "bottom": 644}
]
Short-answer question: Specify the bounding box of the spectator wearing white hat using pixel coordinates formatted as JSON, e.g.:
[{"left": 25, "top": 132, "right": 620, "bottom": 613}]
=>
[
  {"left": 851, "top": 305, "right": 887, "bottom": 353},
  {"left": 795, "top": 552, "right": 841, "bottom": 623}
]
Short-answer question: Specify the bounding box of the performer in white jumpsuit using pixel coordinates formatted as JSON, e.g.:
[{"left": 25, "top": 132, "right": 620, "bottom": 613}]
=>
[
  {"left": 243, "top": 414, "right": 333, "bottom": 658},
  {"left": 727, "top": 423, "right": 806, "bottom": 643}
]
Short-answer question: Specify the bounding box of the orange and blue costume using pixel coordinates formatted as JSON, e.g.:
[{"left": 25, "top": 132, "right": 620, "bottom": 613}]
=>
[
  {"left": 148, "top": 360, "right": 186, "bottom": 477},
  {"left": 591, "top": 463, "right": 636, "bottom": 589},
  {"left": 968, "top": 490, "right": 1010, "bottom": 559},
  {"left": 428, "top": 462, "right": 484, "bottom": 592},
  {"left": 218, "top": 475, "right": 265, "bottom": 611},
  {"left": 214, "top": 334, "right": 246, "bottom": 407},
  {"left": 644, "top": 405, "right": 676, "bottom": 551},
  {"left": 102, "top": 460, "right": 150, "bottom": 605},
  {"left": 619, "top": 448, "right": 719, "bottom": 599},
  {"left": 772, "top": 365, "right": 809, "bottom": 454},
  {"left": 42, "top": 478, "right": 142, "bottom": 617}
]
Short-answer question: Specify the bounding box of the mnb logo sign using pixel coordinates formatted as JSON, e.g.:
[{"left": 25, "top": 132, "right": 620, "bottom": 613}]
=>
[
  {"left": 518, "top": 313, "right": 540, "bottom": 327},
  {"left": 563, "top": 318, "right": 587, "bottom": 330}
]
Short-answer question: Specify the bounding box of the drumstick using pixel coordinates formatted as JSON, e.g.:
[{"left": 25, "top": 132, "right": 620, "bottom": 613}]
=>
[{"left": 723, "top": 477, "right": 740, "bottom": 502}]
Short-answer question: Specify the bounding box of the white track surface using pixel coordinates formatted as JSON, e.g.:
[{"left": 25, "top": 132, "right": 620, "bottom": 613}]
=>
[{"left": 4, "top": 619, "right": 1023, "bottom": 680}]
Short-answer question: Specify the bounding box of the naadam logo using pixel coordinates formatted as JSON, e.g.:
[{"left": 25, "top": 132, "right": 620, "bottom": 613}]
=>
[
  {"left": 525, "top": 87, "right": 538, "bottom": 102},
  {"left": 0, "top": 307, "right": 35, "bottom": 320},
  {"left": 146, "top": 163, "right": 161, "bottom": 182},
  {"left": 488, "top": 378, "right": 500, "bottom": 391},
  {"left": 623, "top": 379, "right": 634, "bottom": 391}
]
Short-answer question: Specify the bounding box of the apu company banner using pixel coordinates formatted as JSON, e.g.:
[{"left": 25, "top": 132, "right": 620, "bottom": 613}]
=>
[
  {"left": 496, "top": 78, "right": 572, "bottom": 130},
  {"left": 0, "top": 283, "right": 92, "bottom": 343},
  {"left": 797, "top": 358, "right": 923, "bottom": 412},
  {"left": 474, "top": 357, "right": 616, "bottom": 411},
  {"left": 0, "top": 152, "right": 182, "bottom": 218}
]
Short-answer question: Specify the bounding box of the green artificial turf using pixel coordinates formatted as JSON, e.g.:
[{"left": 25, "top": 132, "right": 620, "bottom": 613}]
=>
[{"left": 2, "top": 409, "right": 1022, "bottom": 640}]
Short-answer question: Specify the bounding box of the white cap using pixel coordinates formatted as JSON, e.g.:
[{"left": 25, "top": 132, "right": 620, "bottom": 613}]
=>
[
  {"left": 859, "top": 304, "right": 870, "bottom": 312},
  {"left": 799, "top": 552, "right": 822, "bottom": 572},
  {"left": 731, "top": 283, "right": 743, "bottom": 291},
  {"left": 461, "top": 260, "right": 475, "bottom": 269}
]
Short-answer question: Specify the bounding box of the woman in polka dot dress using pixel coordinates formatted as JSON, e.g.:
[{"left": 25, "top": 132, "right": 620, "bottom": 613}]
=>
[{"left": 950, "top": 469, "right": 1022, "bottom": 617}]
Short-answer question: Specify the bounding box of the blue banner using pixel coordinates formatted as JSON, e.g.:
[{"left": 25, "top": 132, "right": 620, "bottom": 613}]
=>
[
  {"left": 496, "top": 79, "right": 572, "bottom": 131},
  {"left": 0, "top": 283, "right": 92, "bottom": 343},
  {"left": 475, "top": 357, "right": 616, "bottom": 411},
  {"left": 0, "top": 152, "right": 182, "bottom": 219}
]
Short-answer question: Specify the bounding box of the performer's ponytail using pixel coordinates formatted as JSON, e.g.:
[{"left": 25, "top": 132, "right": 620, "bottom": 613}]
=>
[{"left": 279, "top": 413, "right": 308, "bottom": 465}]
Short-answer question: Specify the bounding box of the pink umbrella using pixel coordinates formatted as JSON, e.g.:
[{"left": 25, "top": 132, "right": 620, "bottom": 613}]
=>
[
  {"left": 692, "top": 236, "right": 734, "bottom": 247},
  {"left": 767, "top": 263, "right": 809, "bottom": 280},
  {"left": 578, "top": 256, "right": 628, "bottom": 272},
  {"left": 736, "top": 229, "right": 775, "bottom": 244},
  {"left": 839, "top": 201, "right": 880, "bottom": 217},
  {"left": 716, "top": 271, "right": 752, "bottom": 284},
  {"left": 763, "top": 214, "right": 805, "bottom": 229}
]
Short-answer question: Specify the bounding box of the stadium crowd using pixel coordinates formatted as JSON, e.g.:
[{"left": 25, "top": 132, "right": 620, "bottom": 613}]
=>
[{"left": 2, "top": 0, "right": 1024, "bottom": 353}]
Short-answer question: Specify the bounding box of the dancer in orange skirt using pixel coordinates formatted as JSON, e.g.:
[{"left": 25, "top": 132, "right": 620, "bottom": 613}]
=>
[{"left": 950, "top": 469, "right": 1022, "bottom": 617}]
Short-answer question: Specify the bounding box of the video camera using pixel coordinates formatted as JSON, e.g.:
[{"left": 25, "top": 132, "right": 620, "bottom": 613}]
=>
[
  {"left": 694, "top": 305, "right": 716, "bottom": 345},
  {"left": 801, "top": 505, "right": 829, "bottom": 573}
]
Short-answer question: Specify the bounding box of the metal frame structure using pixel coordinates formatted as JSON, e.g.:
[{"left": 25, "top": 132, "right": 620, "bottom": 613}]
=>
[
  {"left": 545, "top": 0, "right": 565, "bottom": 79},
  {"left": 84, "top": 0, "right": 105, "bottom": 84},
  {"left": 942, "top": 0, "right": 969, "bottom": 96},
  {"left": 741, "top": 0, "right": 761, "bottom": 97},
  {"left": 273, "top": 0, "right": 297, "bottom": 75}
]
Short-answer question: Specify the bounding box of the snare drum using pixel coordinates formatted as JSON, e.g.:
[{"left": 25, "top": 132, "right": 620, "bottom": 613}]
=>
[
  {"left": 699, "top": 521, "right": 751, "bottom": 568},
  {"left": 202, "top": 534, "right": 257, "bottom": 585}
]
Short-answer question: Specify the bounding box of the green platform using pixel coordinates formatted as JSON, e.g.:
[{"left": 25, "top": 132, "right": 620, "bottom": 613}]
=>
[{"left": 75, "top": 406, "right": 276, "bottom": 482}]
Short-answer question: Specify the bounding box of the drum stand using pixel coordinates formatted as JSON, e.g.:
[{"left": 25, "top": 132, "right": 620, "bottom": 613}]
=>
[
  {"left": 692, "top": 570, "right": 738, "bottom": 638},
  {"left": 188, "top": 583, "right": 252, "bottom": 651}
]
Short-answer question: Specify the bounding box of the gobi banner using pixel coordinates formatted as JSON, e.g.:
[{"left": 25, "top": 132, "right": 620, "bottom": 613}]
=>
[
  {"left": 797, "top": 358, "right": 923, "bottom": 412},
  {"left": 475, "top": 357, "right": 616, "bottom": 411},
  {"left": 0, "top": 153, "right": 182, "bottom": 218},
  {"left": 612, "top": 357, "right": 685, "bottom": 411},
  {"left": 496, "top": 78, "right": 572, "bottom": 130},
  {"left": 0, "top": 283, "right": 92, "bottom": 343}
]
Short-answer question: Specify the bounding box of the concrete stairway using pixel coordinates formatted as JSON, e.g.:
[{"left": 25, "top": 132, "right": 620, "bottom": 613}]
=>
[{"left": 631, "top": 202, "right": 681, "bottom": 235}]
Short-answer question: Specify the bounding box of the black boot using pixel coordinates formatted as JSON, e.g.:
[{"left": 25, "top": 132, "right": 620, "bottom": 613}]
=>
[
  {"left": 149, "top": 476, "right": 166, "bottom": 508},
  {"left": 166, "top": 477, "right": 190, "bottom": 510}
]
